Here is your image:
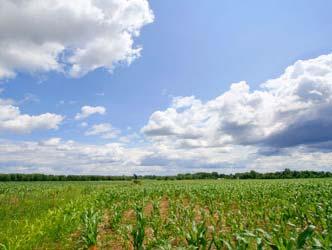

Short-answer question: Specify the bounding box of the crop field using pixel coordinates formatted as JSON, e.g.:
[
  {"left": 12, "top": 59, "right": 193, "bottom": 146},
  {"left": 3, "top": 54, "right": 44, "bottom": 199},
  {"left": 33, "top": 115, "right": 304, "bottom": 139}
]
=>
[{"left": 0, "top": 179, "right": 332, "bottom": 250}]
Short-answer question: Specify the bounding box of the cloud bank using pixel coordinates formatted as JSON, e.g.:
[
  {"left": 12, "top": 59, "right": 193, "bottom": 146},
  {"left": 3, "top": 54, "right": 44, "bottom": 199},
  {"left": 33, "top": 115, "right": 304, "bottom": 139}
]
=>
[
  {"left": 1, "top": 53, "right": 332, "bottom": 175},
  {"left": 0, "top": 0, "right": 154, "bottom": 79}
]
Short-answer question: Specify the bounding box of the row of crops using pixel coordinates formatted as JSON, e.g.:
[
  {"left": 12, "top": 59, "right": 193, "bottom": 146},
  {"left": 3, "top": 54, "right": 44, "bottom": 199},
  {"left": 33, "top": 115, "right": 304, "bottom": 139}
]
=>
[{"left": 0, "top": 179, "right": 331, "bottom": 249}]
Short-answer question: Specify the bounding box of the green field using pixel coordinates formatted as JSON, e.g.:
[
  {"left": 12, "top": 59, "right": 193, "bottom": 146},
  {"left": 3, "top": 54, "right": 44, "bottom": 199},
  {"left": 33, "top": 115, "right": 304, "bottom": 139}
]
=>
[{"left": 0, "top": 179, "right": 331, "bottom": 249}]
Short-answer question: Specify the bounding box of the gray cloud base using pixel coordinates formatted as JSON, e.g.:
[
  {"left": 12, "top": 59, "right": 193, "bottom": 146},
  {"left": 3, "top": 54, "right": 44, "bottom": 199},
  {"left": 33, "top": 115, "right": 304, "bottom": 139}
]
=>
[{"left": 143, "top": 54, "right": 332, "bottom": 152}]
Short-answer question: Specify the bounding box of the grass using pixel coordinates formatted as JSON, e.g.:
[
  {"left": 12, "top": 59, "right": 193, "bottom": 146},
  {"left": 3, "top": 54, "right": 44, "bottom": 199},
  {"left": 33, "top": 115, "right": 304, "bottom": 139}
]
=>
[{"left": 0, "top": 179, "right": 331, "bottom": 249}]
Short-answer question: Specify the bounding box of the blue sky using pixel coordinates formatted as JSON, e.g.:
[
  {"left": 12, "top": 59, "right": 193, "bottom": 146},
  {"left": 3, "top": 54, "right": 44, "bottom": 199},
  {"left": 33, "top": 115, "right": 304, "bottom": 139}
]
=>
[{"left": 0, "top": 0, "right": 332, "bottom": 175}]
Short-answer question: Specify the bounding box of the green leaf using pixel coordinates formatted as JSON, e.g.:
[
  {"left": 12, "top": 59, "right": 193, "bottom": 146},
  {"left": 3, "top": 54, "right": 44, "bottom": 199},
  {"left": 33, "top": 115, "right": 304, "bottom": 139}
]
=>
[{"left": 297, "top": 225, "right": 315, "bottom": 249}]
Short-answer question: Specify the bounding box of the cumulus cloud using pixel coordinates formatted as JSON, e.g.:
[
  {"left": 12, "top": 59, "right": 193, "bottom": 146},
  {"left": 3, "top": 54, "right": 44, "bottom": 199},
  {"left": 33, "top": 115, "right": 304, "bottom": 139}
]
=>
[
  {"left": 0, "top": 99, "right": 63, "bottom": 134},
  {"left": 142, "top": 53, "right": 332, "bottom": 151},
  {"left": 85, "top": 123, "right": 120, "bottom": 139},
  {"left": 75, "top": 105, "right": 106, "bottom": 120},
  {"left": 1, "top": 53, "right": 332, "bottom": 175},
  {"left": 0, "top": 0, "right": 154, "bottom": 79}
]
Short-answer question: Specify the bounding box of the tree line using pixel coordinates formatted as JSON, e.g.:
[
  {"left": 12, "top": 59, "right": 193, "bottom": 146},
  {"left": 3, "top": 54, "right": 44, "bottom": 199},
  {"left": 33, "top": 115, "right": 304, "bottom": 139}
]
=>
[{"left": 0, "top": 169, "right": 331, "bottom": 181}]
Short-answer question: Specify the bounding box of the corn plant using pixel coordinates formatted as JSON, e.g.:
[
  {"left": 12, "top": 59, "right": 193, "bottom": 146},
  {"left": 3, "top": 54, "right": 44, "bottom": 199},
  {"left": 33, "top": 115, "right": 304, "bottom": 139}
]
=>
[
  {"left": 80, "top": 208, "right": 101, "bottom": 249},
  {"left": 185, "top": 220, "right": 209, "bottom": 249},
  {"left": 131, "top": 205, "right": 146, "bottom": 250},
  {"left": 1, "top": 179, "right": 332, "bottom": 249}
]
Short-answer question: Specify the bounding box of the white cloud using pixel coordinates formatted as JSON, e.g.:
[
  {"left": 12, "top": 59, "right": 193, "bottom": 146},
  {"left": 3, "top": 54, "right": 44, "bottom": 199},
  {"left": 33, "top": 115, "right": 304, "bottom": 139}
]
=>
[
  {"left": 0, "top": 99, "right": 63, "bottom": 134},
  {"left": 85, "top": 123, "right": 120, "bottom": 139},
  {"left": 75, "top": 105, "right": 106, "bottom": 120},
  {"left": 0, "top": 139, "right": 149, "bottom": 175},
  {"left": 39, "top": 137, "right": 62, "bottom": 146},
  {"left": 1, "top": 137, "right": 331, "bottom": 175},
  {"left": 0, "top": 0, "right": 154, "bottom": 79},
  {"left": 247, "top": 147, "right": 332, "bottom": 173},
  {"left": 0, "top": 98, "right": 15, "bottom": 105},
  {"left": 1, "top": 53, "right": 332, "bottom": 175},
  {"left": 142, "top": 53, "right": 332, "bottom": 149},
  {"left": 80, "top": 122, "right": 88, "bottom": 127}
]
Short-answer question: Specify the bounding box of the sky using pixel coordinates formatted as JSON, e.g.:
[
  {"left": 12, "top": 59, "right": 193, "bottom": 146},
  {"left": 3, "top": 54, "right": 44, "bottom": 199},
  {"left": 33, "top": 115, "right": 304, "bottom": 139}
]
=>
[{"left": 0, "top": 0, "right": 332, "bottom": 175}]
